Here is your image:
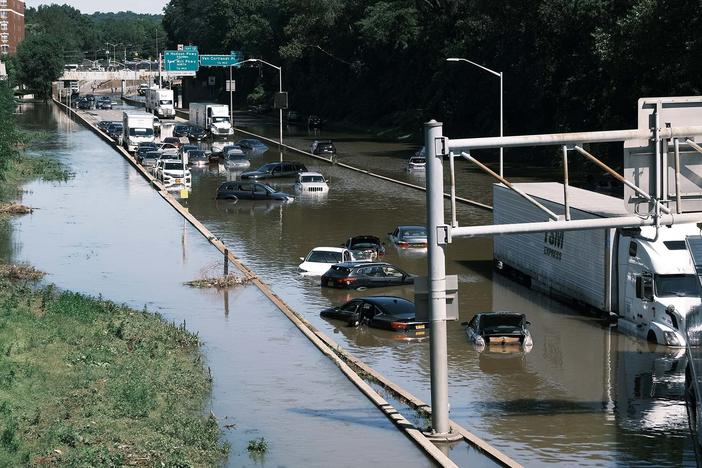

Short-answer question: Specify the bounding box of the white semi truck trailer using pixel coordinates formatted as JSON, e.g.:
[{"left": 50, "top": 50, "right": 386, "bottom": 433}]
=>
[
  {"left": 144, "top": 87, "right": 175, "bottom": 118},
  {"left": 493, "top": 182, "right": 701, "bottom": 347},
  {"left": 189, "top": 102, "right": 233, "bottom": 137}
]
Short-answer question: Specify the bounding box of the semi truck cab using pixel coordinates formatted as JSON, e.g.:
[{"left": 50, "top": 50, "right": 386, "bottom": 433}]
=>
[{"left": 618, "top": 225, "right": 701, "bottom": 347}]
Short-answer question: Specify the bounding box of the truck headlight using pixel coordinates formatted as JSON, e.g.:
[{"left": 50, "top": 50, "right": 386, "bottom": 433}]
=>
[{"left": 664, "top": 331, "right": 682, "bottom": 346}]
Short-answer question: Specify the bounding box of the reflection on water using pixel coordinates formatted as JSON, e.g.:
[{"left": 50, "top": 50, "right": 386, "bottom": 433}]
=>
[
  {"left": 3, "top": 102, "right": 436, "bottom": 468},
  {"left": 6, "top": 102, "right": 698, "bottom": 466}
]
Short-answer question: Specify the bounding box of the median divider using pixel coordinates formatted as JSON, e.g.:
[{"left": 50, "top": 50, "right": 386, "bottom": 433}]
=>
[{"left": 52, "top": 96, "right": 520, "bottom": 468}]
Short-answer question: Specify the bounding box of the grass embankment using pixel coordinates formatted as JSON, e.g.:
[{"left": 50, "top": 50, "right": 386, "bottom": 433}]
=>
[{"left": 0, "top": 277, "right": 229, "bottom": 466}]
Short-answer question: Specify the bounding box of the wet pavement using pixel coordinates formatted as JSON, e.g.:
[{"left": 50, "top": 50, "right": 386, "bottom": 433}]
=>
[
  {"left": 1, "top": 102, "right": 438, "bottom": 467},
  {"left": 12, "top": 96, "right": 700, "bottom": 466}
]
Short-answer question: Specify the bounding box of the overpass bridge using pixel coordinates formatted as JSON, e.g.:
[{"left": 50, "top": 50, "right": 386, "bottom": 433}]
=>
[{"left": 58, "top": 70, "right": 160, "bottom": 82}]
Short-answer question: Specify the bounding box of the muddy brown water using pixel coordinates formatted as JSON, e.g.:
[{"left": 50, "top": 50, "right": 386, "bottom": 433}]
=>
[
  {"left": 2, "top": 102, "right": 441, "bottom": 467},
  {"left": 5, "top": 99, "right": 698, "bottom": 466}
]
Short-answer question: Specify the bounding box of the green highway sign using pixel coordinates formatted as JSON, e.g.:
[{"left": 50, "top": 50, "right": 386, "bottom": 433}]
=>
[
  {"left": 164, "top": 49, "right": 199, "bottom": 72},
  {"left": 200, "top": 54, "right": 235, "bottom": 67},
  {"left": 200, "top": 51, "right": 245, "bottom": 67}
]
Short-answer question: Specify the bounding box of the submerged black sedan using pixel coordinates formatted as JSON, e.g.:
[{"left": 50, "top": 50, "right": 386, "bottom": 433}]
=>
[
  {"left": 321, "top": 262, "right": 414, "bottom": 290},
  {"left": 320, "top": 296, "right": 428, "bottom": 331}
]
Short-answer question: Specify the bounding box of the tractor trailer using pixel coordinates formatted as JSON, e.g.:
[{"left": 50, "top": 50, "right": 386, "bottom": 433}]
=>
[
  {"left": 493, "top": 182, "right": 701, "bottom": 347},
  {"left": 189, "top": 102, "right": 233, "bottom": 137}
]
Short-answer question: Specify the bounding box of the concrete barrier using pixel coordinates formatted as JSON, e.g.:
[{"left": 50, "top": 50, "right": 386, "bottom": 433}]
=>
[{"left": 53, "top": 96, "right": 521, "bottom": 468}]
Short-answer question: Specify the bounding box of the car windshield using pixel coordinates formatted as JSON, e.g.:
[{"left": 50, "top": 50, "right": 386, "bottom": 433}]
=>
[
  {"left": 175, "top": 126, "right": 189, "bottom": 132},
  {"left": 400, "top": 227, "right": 427, "bottom": 238},
  {"left": 479, "top": 314, "right": 524, "bottom": 333},
  {"left": 227, "top": 153, "right": 245, "bottom": 160},
  {"left": 655, "top": 274, "right": 699, "bottom": 297},
  {"left": 159, "top": 100, "right": 173, "bottom": 105},
  {"left": 301, "top": 175, "right": 325, "bottom": 183},
  {"left": 189, "top": 151, "right": 206, "bottom": 159},
  {"left": 212, "top": 117, "right": 229, "bottom": 123},
  {"left": 129, "top": 128, "right": 154, "bottom": 137},
  {"left": 410, "top": 157, "right": 425, "bottom": 164},
  {"left": 145, "top": 152, "right": 160, "bottom": 158},
  {"left": 191, "top": 128, "right": 204, "bottom": 133},
  {"left": 306, "top": 251, "right": 342, "bottom": 263},
  {"left": 164, "top": 163, "right": 183, "bottom": 171}
]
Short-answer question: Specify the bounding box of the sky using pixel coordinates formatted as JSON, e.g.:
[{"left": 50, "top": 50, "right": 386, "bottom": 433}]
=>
[{"left": 24, "top": 0, "right": 169, "bottom": 14}]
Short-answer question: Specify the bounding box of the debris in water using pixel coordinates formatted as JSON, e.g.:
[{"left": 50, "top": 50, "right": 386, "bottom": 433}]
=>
[
  {"left": 0, "top": 203, "right": 33, "bottom": 214},
  {"left": 184, "top": 274, "right": 250, "bottom": 289},
  {"left": 0, "top": 263, "right": 45, "bottom": 280}
]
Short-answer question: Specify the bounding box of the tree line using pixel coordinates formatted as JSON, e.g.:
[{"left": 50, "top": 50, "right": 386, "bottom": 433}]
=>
[
  {"left": 11, "top": 5, "right": 164, "bottom": 99},
  {"left": 163, "top": 0, "right": 702, "bottom": 159}
]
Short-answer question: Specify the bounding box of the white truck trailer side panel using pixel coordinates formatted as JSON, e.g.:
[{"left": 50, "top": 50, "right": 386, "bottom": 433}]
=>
[{"left": 493, "top": 183, "right": 623, "bottom": 312}]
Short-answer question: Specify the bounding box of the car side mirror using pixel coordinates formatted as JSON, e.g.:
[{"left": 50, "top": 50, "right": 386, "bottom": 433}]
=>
[{"left": 299, "top": 257, "right": 305, "bottom": 261}]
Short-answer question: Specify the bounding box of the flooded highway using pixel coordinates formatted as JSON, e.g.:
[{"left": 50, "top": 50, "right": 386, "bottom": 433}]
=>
[
  {"left": 1, "top": 102, "right": 438, "bottom": 467},
  {"left": 6, "top": 99, "right": 698, "bottom": 466}
]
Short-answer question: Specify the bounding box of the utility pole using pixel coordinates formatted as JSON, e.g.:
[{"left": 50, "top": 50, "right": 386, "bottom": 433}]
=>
[{"left": 425, "top": 119, "right": 453, "bottom": 439}]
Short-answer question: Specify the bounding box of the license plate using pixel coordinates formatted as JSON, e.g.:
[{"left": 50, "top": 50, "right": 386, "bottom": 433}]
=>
[
  {"left": 415, "top": 324, "right": 425, "bottom": 330},
  {"left": 175, "top": 178, "right": 182, "bottom": 183}
]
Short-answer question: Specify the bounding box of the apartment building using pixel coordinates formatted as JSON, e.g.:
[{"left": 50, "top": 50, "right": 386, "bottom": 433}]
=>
[{"left": 0, "top": 0, "right": 24, "bottom": 55}]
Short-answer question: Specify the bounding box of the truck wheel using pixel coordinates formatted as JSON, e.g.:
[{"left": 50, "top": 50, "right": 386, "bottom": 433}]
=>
[{"left": 647, "top": 330, "right": 658, "bottom": 344}]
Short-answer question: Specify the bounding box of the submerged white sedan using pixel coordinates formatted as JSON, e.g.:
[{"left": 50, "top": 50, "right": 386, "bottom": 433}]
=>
[{"left": 298, "top": 247, "right": 354, "bottom": 276}]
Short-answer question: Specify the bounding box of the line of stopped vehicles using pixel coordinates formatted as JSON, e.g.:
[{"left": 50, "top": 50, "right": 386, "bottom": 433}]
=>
[{"left": 93, "top": 111, "right": 528, "bottom": 352}]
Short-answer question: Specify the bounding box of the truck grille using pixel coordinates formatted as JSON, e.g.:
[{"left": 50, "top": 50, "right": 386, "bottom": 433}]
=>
[{"left": 306, "top": 186, "right": 325, "bottom": 192}]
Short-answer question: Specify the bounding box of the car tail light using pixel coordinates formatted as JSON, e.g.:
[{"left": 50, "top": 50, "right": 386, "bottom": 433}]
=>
[
  {"left": 398, "top": 241, "right": 409, "bottom": 248},
  {"left": 339, "top": 277, "right": 356, "bottom": 285},
  {"left": 390, "top": 321, "right": 409, "bottom": 330}
]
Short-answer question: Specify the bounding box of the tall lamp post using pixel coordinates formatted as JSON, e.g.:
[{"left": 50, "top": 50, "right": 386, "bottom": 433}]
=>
[
  {"left": 105, "top": 42, "right": 121, "bottom": 69},
  {"left": 446, "top": 57, "right": 504, "bottom": 177},
  {"left": 236, "top": 58, "right": 284, "bottom": 162}
]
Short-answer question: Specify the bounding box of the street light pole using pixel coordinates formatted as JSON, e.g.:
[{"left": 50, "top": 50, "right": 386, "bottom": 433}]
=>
[
  {"left": 237, "top": 58, "right": 284, "bottom": 162},
  {"left": 446, "top": 57, "right": 504, "bottom": 177}
]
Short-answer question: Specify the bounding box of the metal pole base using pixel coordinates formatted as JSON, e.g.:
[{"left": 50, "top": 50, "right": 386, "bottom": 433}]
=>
[{"left": 422, "top": 427, "right": 463, "bottom": 442}]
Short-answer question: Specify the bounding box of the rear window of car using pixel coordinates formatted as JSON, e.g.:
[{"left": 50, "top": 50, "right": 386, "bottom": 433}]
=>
[
  {"left": 330, "top": 265, "right": 351, "bottom": 274},
  {"left": 307, "top": 251, "right": 342, "bottom": 263}
]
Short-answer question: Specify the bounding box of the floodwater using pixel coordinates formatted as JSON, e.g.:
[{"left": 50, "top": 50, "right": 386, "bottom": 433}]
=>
[
  {"left": 1, "top": 102, "right": 438, "bottom": 467},
  {"left": 6, "top": 98, "right": 698, "bottom": 467},
  {"left": 185, "top": 110, "right": 697, "bottom": 466}
]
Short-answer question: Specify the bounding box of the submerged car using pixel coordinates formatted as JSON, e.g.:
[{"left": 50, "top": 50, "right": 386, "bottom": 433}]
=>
[
  {"left": 294, "top": 171, "right": 329, "bottom": 194},
  {"left": 172, "top": 124, "right": 191, "bottom": 138},
  {"left": 310, "top": 139, "right": 336, "bottom": 156},
  {"left": 241, "top": 161, "right": 307, "bottom": 180},
  {"left": 408, "top": 155, "right": 426, "bottom": 170},
  {"left": 342, "top": 235, "right": 385, "bottom": 261},
  {"left": 186, "top": 150, "right": 208, "bottom": 166},
  {"left": 388, "top": 225, "right": 428, "bottom": 248},
  {"left": 298, "top": 247, "right": 354, "bottom": 276},
  {"left": 223, "top": 150, "right": 250, "bottom": 170},
  {"left": 464, "top": 312, "right": 533, "bottom": 351},
  {"left": 320, "top": 296, "right": 429, "bottom": 332},
  {"left": 155, "top": 160, "right": 191, "bottom": 187},
  {"left": 236, "top": 138, "right": 268, "bottom": 152},
  {"left": 188, "top": 126, "right": 208, "bottom": 141},
  {"left": 321, "top": 262, "right": 414, "bottom": 290},
  {"left": 216, "top": 181, "right": 293, "bottom": 201}
]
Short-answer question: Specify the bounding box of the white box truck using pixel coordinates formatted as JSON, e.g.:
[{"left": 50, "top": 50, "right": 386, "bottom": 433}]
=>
[
  {"left": 189, "top": 102, "right": 233, "bottom": 137},
  {"left": 493, "top": 182, "right": 701, "bottom": 347},
  {"left": 144, "top": 87, "right": 175, "bottom": 118},
  {"left": 122, "top": 111, "right": 155, "bottom": 153}
]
